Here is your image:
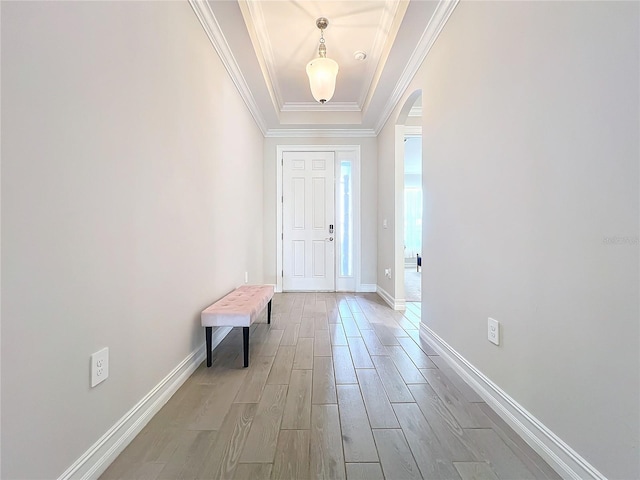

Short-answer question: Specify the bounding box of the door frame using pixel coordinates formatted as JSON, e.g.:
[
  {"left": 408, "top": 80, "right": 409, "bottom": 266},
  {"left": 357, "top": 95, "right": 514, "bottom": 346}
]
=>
[
  {"left": 276, "top": 145, "right": 361, "bottom": 293},
  {"left": 402, "top": 126, "right": 422, "bottom": 303}
]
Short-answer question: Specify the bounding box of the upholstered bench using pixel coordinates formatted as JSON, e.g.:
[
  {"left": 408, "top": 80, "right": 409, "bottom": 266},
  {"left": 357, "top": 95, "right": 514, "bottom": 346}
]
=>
[{"left": 201, "top": 285, "right": 274, "bottom": 368}]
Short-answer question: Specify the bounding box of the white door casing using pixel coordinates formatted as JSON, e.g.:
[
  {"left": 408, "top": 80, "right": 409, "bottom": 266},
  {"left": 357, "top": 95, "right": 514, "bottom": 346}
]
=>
[{"left": 282, "top": 151, "right": 335, "bottom": 291}]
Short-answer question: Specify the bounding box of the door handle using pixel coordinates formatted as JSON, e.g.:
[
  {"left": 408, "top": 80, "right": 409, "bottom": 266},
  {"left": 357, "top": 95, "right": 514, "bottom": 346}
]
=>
[{"left": 325, "top": 237, "right": 334, "bottom": 242}]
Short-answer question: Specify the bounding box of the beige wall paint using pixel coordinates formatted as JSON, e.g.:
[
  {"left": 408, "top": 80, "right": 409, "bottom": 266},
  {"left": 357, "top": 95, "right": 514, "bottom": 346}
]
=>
[
  {"left": 1, "top": 2, "right": 264, "bottom": 478},
  {"left": 263, "top": 137, "right": 377, "bottom": 288},
  {"left": 377, "top": 95, "right": 421, "bottom": 304},
  {"left": 376, "top": 124, "right": 397, "bottom": 297},
  {"left": 379, "top": 1, "right": 639, "bottom": 478}
]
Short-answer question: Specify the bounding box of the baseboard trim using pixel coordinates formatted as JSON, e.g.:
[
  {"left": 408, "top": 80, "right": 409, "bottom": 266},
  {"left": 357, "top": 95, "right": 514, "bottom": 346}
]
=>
[
  {"left": 357, "top": 283, "right": 377, "bottom": 293},
  {"left": 376, "top": 285, "right": 406, "bottom": 310},
  {"left": 59, "top": 326, "right": 233, "bottom": 480},
  {"left": 419, "top": 323, "right": 606, "bottom": 480}
]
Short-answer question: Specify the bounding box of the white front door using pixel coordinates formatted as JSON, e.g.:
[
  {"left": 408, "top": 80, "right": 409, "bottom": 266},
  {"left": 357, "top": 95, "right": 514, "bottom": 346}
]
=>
[{"left": 282, "top": 151, "right": 335, "bottom": 291}]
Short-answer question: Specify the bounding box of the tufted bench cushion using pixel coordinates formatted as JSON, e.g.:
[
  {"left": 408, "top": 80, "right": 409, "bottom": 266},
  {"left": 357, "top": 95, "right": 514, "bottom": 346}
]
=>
[
  {"left": 201, "top": 285, "right": 274, "bottom": 328},
  {"left": 201, "top": 285, "right": 274, "bottom": 368}
]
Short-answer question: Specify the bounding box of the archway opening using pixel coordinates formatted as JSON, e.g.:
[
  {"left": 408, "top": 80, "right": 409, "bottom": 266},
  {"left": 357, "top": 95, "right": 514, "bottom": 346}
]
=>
[
  {"left": 394, "top": 90, "right": 422, "bottom": 307},
  {"left": 403, "top": 133, "right": 422, "bottom": 301}
]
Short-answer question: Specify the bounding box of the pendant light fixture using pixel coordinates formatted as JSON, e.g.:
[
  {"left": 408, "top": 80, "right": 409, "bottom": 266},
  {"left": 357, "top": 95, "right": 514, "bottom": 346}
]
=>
[{"left": 306, "top": 17, "right": 339, "bottom": 104}]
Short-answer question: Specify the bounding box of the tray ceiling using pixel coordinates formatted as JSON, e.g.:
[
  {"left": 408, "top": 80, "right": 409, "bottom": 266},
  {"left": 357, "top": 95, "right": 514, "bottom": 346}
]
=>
[{"left": 194, "top": 0, "right": 456, "bottom": 136}]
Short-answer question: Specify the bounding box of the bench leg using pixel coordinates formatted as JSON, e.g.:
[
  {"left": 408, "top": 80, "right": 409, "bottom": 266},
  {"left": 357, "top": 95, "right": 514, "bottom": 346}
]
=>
[
  {"left": 267, "top": 299, "right": 272, "bottom": 324},
  {"left": 243, "top": 327, "right": 250, "bottom": 367},
  {"left": 206, "top": 327, "right": 213, "bottom": 367}
]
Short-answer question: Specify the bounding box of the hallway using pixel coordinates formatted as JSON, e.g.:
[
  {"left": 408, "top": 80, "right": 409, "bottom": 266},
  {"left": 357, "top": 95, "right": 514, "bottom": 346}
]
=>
[{"left": 102, "top": 293, "right": 559, "bottom": 480}]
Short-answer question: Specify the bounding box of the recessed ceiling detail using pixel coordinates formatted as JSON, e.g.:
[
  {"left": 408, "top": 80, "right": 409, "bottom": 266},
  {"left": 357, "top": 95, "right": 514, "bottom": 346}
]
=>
[
  {"left": 238, "top": 0, "right": 408, "bottom": 113},
  {"left": 195, "top": 0, "right": 458, "bottom": 136}
]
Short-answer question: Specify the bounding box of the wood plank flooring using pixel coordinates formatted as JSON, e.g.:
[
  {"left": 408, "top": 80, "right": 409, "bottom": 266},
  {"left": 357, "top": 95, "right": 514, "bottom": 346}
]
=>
[{"left": 101, "top": 293, "right": 560, "bottom": 480}]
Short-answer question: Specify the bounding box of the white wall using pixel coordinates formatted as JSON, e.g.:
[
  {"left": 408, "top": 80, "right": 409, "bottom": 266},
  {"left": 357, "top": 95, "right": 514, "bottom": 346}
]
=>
[
  {"left": 263, "top": 137, "right": 377, "bottom": 288},
  {"left": 1, "top": 2, "right": 264, "bottom": 478},
  {"left": 378, "top": 1, "right": 639, "bottom": 478}
]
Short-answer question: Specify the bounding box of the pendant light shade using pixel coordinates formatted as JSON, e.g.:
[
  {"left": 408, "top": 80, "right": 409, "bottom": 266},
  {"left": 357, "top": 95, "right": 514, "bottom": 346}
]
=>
[
  {"left": 306, "top": 57, "right": 339, "bottom": 104},
  {"left": 307, "top": 17, "right": 338, "bottom": 104}
]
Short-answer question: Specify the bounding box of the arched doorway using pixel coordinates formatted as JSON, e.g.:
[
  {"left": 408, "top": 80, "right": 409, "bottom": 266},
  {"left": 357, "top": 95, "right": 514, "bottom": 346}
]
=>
[
  {"left": 403, "top": 132, "right": 422, "bottom": 301},
  {"left": 394, "top": 90, "right": 422, "bottom": 307}
]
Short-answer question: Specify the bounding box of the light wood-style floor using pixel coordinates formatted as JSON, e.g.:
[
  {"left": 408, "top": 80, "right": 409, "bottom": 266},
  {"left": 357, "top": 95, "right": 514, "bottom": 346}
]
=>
[
  {"left": 404, "top": 268, "right": 421, "bottom": 302},
  {"left": 101, "top": 293, "right": 561, "bottom": 480}
]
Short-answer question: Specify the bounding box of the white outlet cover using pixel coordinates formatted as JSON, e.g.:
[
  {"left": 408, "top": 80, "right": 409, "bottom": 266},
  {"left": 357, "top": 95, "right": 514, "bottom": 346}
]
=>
[
  {"left": 91, "top": 347, "right": 109, "bottom": 387},
  {"left": 488, "top": 318, "right": 500, "bottom": 346}
]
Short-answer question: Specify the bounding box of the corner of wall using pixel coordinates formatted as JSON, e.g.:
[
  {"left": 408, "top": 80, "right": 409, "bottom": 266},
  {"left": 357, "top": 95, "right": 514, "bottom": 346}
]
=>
[
  {"left": 58, "top": 328, "right": 232, "bottom": 480},
  {"left": 376, "top": 285, "right": 406, "bottom": 311}
]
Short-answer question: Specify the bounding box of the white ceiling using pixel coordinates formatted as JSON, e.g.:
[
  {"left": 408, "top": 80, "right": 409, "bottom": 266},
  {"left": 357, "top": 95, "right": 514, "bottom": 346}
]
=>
[
  {"left": 239, "top": 0, "right": 407, "bottom": 110},
  {"left": 194, "top": 0, "right": 456, "bottom": 136}
]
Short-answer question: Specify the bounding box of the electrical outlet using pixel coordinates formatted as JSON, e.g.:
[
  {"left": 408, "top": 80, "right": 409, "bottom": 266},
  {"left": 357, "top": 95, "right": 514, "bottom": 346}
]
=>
[
  {"left": 488, "top": 318, "right": 500, "bottom": 346},
  {"left": 91, "top": 347, "right": 109, "bottom": 387},
  {"left": 384, "top": 268, "right": 392, "bottom": 279}
]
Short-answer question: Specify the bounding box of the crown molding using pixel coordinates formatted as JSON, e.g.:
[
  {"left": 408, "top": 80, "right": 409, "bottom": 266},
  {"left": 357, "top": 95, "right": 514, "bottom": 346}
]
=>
[
  {"left": 281, "top": 102, "right": 361, "bottom": 113},
  {"left": 265, "top": 128, "right": 376, "bottom": 138},
  {"left": 189, "top": 0, "right": 268, "bottom": 135},
  {"left": 237, "top": 0, "right": 284, "bottom": 112},
  {"left": 242, "top": 0, "right": 405, "bottom": 114},
  {"left": 358, "top": 0, "right": 409, "bottom": 108},
  {"left": 373, "top": 0, "right": 459, "bottom": 134}
]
